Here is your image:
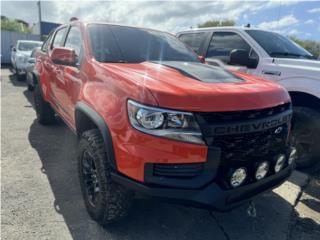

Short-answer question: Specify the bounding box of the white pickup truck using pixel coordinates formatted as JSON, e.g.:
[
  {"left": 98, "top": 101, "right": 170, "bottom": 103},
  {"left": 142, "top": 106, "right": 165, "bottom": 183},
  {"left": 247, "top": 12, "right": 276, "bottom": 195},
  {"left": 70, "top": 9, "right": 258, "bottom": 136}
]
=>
[{"left": 177, "top": 27, "right": 320, "bottom": 168}]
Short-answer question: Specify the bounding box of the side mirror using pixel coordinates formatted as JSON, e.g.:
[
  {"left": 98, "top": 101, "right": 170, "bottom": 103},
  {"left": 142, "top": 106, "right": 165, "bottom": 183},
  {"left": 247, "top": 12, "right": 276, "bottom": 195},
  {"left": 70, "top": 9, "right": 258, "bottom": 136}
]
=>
[
  {"left": 27, "top": 58, "right": 36, "bottom": 64},
  {"left": 198, "top": 55, "right": 205, "bottom": 63},
  {"left": 51, "top": 47, "right": 76, "bottom": 66},
  {"left": 12, "top": 47, "right": 17, "bottom": 52},
  {"left": 229, "top": 49, "right": 258, "bottom": 69}
]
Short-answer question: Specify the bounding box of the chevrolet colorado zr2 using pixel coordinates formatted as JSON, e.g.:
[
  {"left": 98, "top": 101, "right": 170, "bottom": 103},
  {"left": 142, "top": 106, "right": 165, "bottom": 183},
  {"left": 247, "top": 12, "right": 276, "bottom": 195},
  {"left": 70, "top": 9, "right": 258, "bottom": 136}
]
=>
[
  {"left": 177, "top": 27, "right": 320, "bottom": 168},
  {"left": 33, "top": 21, "right": 297, "bottom": 225}
]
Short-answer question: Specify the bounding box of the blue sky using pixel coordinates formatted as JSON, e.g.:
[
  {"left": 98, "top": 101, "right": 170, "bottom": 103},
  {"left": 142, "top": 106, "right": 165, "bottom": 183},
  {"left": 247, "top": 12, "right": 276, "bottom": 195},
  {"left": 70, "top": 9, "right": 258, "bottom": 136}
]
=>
[
  {"left": 2, "top": 0, "right": 320, "bottom": 40},
  {"left": 237, "top": 1, "right": 320, "bottom": 40}
]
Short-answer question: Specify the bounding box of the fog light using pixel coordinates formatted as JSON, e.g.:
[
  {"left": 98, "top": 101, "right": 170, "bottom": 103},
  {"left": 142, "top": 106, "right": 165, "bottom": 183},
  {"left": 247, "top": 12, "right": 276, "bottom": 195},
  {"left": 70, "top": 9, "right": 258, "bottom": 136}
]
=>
[
  {"left": 275, "top": 154, "right": 286, "bottom": 172},
  {"left": 288, "top": 147, "right": 297, "bottom": 165},
  {"left": 230, "top": 168, "right": 247, "bottom": 188},
  {"left": 255, "top": 161, "right": 269, "bottom": 180}
]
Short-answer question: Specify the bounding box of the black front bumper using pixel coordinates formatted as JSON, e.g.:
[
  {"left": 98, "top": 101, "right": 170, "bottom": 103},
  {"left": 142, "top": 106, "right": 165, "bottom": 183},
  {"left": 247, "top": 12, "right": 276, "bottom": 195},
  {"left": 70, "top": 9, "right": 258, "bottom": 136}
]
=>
[{"left": 111, "top": 164, "right": 294, "bottom": 211}]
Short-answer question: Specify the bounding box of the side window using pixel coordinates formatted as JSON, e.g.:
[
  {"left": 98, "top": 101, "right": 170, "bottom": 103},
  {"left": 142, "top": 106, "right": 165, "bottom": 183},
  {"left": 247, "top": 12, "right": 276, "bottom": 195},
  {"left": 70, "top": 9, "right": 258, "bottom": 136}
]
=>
[
  {"left": 31, "top": 48, "right": 39, "bottom": 57},
  {"left": 41, "top": 32, "right": 54, "bottom": 52},
  {"left": 51, "top": 27, "right": 67, "bottom": 49},
  {"left": 206, "top": 32, "right": 251, "bottom": 64},
  {"left": 64, "top": 26, "right": 83, "bottom": 64},
  {"left": 179, "top": 32, "right": 206, "bottom": 54}
]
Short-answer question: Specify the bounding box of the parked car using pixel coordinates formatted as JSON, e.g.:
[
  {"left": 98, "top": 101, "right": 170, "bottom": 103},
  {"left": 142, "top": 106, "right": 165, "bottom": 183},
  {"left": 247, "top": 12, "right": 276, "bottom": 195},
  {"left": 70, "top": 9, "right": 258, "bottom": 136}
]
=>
[
  {"left": 11, "top": 40, "right": 43, "bottom": 80},
  {"left": 25, "top": 47, "right": 41, "bottom": 91},
  {"left": 34, "top": 21, "right": 296, "bottom": 225},
  {"left": 177, "top": 27, "right": 320, "bottom": 168}
]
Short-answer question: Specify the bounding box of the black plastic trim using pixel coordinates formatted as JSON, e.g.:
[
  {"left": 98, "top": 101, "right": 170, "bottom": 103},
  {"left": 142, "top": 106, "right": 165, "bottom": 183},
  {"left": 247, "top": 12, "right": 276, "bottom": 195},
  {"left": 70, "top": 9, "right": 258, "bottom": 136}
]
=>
[
  {"left": 144, "top": 147, "right": 221, "bottom": 189},
  {"left": 75, "top": 102, "right": 117, "bottom": 169},
  {"left": 111, "top": 164, "right": 294, "bottom": 211},
  {"left": 32, "top": 70, "right": 40, "bottom": 85}
]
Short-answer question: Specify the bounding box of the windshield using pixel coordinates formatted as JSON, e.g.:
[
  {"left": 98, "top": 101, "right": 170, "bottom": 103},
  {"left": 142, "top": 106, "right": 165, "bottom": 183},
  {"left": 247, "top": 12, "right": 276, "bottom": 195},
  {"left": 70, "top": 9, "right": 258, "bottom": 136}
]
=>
[
  {"left": 88, "top": 24, "right": 199, "bottom": 63},
  {"left": 246, "top": 30, "right": 315, "bottom": 59},
  {"left": 17, "top": 42, "right": 42, "bottom": 51}
]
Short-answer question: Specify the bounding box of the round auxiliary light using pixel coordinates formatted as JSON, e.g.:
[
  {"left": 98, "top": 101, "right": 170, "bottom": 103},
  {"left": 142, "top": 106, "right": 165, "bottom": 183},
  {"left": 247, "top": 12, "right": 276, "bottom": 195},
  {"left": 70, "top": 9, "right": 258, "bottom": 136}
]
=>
[
  {"left": 255, "top": 161, "right": 269, "bottom": 180},
  {"left": 275, "top": 154, "right": 286, "bottom": 173},
  {"left": 288, "top": 147, "right": 297, "bottom": 165},
  {"left": 230, "top": 168, "right": 247, "bottom": 188}
]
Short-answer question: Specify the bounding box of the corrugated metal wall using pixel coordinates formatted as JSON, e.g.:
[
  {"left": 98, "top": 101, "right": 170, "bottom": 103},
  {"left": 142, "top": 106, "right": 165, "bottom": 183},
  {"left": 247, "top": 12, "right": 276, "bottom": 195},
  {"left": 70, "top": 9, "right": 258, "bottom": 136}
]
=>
[{"left": 1, "top": 30, "right": 40, "bottom": 64}]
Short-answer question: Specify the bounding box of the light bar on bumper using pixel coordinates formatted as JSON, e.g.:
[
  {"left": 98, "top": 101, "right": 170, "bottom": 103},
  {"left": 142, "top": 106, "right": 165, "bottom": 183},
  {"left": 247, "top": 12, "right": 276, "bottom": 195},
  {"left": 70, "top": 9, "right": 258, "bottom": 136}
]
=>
[{"left": 127, "top": 100, "right": 205, "bottom": 144}]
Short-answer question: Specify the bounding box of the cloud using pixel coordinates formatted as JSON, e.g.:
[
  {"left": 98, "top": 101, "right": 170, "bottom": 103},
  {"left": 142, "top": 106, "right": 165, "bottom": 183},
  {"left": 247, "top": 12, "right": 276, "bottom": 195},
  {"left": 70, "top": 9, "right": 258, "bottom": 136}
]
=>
[
  {"left": 50, "top": 0, "right": 301, "bottom": 33},
  {"left": 308, "top": 8, "right": 320, "bottom": 13},
  {"left": 288, "top": 28, "right": 300, "bottom": 35},
  {"left": 257, "top": 15, "right": 298, "bottom": 30},
  {"left": 0, "top": 0, "right": 301, "bottom": 33},
  {"left": 305, "top": 19, "right": 314, "bottom": 24}
]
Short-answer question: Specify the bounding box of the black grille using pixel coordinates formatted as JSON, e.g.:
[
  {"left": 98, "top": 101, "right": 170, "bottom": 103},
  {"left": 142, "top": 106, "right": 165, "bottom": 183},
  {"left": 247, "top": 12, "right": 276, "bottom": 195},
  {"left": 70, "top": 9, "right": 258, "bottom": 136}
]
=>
[
  {"left": 197, "top": 102, "right": 291, "bottom": 124},
  {"left": 153, "top": 163, "right": 203, "bottom": 178},
  {"left": 213, "top": 125, "right": 288, "bottom": 162},
  {"left": 195, "top": 103, "right": 291, "bottom": 189}
]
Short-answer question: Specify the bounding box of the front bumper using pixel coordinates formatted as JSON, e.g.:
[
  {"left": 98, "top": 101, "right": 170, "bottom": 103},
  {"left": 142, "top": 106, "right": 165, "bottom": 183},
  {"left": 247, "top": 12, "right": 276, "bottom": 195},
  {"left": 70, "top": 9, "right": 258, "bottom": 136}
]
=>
[
  {"left": 111, "top": 164, "right": 293, "bottom": 210},
  {"left": 16, "top": 60, "right": 28, "bottom": 73}
]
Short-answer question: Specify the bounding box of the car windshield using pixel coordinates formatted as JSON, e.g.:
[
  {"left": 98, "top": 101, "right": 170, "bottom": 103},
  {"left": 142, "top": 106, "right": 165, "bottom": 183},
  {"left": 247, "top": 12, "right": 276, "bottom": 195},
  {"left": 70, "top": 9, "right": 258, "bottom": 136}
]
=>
[
  {"left": 18, "top": 42, "right": 42, "bottom": 51},
  {"left": 245, "top": 30, "right": 315, "bottom": 60},
  {"left": 88, "top": 24, "right": 199, "bottom": 63}
]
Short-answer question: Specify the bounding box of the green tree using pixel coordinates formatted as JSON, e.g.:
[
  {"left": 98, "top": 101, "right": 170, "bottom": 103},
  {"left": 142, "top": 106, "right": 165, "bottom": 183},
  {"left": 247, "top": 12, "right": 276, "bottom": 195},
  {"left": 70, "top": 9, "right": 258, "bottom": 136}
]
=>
[
  {"left": 289, "top": 36, "right": 320, "bottom": 58},
  {"left": 1, "top": 19, "right": 31, "bottom": 33},
  {"left": 198, "top": 19, "right": 235, "bottom": 28}
]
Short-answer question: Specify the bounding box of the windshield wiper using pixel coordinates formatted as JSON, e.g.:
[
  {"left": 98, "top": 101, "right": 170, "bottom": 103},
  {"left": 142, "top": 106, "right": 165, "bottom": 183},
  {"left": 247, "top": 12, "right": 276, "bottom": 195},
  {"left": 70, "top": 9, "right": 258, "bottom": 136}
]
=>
[
  {"left": 270, "top": 52, "right": 299, "bottom": 56},
  {"left": 102, "top": 60, "right": 129, "bottom": 63},
  {"left": 269, "top": 52, "right": 314, "bottom": 59}
]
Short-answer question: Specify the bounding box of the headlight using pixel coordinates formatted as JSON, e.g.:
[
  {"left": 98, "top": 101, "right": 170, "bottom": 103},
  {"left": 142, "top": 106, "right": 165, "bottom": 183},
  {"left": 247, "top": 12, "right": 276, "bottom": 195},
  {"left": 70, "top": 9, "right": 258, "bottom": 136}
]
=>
[{"left": 127, "top": 100, "right": 205, "bottom": 144}]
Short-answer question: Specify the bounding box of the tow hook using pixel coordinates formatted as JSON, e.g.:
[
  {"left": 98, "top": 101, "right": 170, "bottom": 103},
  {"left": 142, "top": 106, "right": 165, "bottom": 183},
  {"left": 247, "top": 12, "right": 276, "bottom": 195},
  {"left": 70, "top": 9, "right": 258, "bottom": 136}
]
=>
[{"left": 247, "top": 200, "right": 257, "bottom": 218}]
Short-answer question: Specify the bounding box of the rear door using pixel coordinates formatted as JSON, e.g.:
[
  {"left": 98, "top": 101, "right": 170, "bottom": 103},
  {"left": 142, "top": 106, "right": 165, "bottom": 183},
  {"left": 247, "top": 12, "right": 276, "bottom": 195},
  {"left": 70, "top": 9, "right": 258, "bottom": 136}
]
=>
[
  {"left": 36, "top": 32, "right": 54, "bottom": 100},
  {"left": 47, "top": 27, "right": 68, "bottom": 114}
]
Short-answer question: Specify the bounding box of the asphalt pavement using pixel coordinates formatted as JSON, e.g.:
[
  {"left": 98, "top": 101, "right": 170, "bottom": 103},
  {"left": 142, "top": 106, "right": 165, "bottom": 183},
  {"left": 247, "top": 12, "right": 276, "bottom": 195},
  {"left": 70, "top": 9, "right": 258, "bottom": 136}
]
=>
[{"left": 1, "top": 67, "right": 319, "bottom": 240}]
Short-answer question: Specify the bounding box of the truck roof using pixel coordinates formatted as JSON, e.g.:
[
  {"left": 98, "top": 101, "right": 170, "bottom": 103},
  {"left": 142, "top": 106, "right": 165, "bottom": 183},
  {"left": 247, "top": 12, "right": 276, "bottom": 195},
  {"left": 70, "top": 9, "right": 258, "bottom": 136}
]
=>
[
  {"left": 177, "top": 26, "right": 272, "bottom": 34},
  {"left": 17, "top": 40, "right": 43, "bottom": 44},
  {"left": 58, "top": 20, "right": 170, "bottom": 35}
]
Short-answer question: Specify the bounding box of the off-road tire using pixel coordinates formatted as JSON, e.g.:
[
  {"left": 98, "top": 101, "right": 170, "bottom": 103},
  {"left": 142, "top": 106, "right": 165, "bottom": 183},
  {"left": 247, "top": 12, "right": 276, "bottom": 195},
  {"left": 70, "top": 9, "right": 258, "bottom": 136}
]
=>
[
  {"left": 27, "top": 83, "right": 34, "bottom": 91},
  {"left": 15, "top": 67, "right": 25, "bottom": 81},
  {"left": 292, "top": 107, "right": 320, "bottom": 168},
  {"left": 78, "top": 129, "right": 133, "bottom": 225},
  {"left": 34, "top": 84, "right": 56, "bottom": 125}
]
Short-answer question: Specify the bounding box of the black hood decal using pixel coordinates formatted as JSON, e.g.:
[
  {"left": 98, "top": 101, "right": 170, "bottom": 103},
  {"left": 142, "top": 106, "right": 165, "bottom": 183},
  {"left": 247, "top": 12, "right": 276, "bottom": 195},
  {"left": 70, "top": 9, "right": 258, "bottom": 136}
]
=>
[{"left": 152, "top": 61, "right": 244, "bottom": 83}]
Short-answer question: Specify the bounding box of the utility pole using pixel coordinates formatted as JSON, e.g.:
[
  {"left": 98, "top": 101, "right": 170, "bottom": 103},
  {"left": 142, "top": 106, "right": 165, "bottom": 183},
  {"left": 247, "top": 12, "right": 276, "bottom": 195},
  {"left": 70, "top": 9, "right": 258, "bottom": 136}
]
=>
[{"left": 37, "top": 1, "right": 42, "bottom": 35}]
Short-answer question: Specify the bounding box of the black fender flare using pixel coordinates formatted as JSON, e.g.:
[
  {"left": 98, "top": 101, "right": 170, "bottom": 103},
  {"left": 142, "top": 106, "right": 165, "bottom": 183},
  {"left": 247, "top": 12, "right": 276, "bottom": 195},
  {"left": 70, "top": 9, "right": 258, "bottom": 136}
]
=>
[
  {"left": 75, "top": 102, "right": 117, "bottom": 170},
  {"left": 32, "top": 70, "right": 40, "bottom": 85}
]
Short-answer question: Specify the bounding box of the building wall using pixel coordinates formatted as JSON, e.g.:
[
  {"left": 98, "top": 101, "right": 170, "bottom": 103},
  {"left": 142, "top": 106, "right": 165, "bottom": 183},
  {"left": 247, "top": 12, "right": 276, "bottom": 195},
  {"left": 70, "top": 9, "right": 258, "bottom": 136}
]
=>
[
  {"left": 1, "top": 30, "right": 40, "bottom": 64},
  {"left": 32, "top": 21, "right": 60, "bottom": 36},
  {"left": 41, "top": 21, "right": 60, "bottom": 35}
]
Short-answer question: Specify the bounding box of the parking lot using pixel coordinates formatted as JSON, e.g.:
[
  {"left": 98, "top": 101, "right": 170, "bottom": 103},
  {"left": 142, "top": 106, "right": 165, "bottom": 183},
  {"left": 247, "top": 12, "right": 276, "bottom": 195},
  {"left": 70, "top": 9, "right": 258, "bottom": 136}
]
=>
[{"left": 1, "top": 67, "right": 319, "bottom": 240}]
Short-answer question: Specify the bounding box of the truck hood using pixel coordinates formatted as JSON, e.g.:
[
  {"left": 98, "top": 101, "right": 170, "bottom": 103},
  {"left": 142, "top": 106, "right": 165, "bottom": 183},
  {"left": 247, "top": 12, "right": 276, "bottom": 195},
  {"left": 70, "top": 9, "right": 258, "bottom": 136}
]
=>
[
  {"left": 265, "top": 58, "right": 320, "bottom": 81},
  {"left": 104, "top": 61, "right": 290, "bottom": 112},
  {"left": 17, "top": 50, "right": 32, "bottom": 57}
]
